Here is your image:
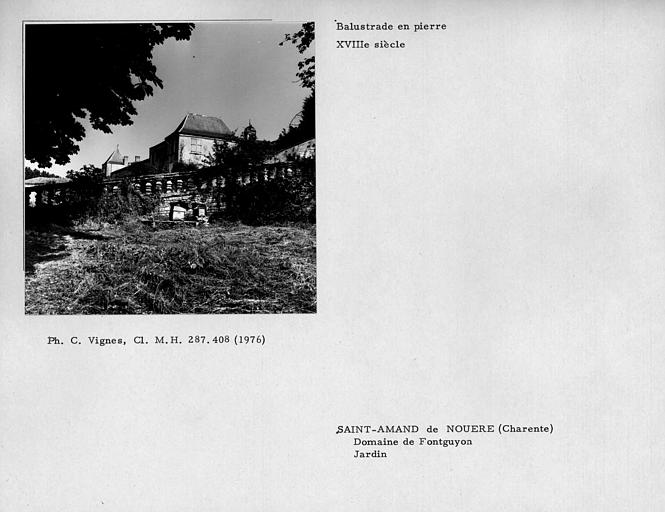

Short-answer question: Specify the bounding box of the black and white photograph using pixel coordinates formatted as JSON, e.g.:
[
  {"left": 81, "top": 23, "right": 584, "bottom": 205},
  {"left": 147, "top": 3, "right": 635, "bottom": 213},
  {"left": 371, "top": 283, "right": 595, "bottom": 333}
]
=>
[{"left": 24, "top": 21, "right": 316, "bottom": 314}]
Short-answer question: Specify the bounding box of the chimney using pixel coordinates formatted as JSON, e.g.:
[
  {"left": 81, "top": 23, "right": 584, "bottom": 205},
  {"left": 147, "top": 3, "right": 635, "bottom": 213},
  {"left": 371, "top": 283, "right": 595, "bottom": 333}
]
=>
[
  {"left": 123, "top": 156, "right": 129, "bottom": 166},
  {"left": 135, "top": 156, "right": 141, "bottom": 162}
]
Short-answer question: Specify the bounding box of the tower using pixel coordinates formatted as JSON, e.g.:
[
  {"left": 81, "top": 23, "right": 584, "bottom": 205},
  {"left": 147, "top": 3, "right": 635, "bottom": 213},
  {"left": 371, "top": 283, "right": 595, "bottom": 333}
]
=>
[{"left": 242, "top": 120, "right": 257, "bottom": 142}]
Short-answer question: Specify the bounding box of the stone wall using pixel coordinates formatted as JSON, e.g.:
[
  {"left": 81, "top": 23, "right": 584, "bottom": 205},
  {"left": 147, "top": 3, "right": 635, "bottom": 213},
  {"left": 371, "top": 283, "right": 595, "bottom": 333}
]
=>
[
  {"left": 178, "top": 135, "right": 218, "bottom": 167},
  {"left": 102, "top": 161, "right": 314, "bottom": 220}
]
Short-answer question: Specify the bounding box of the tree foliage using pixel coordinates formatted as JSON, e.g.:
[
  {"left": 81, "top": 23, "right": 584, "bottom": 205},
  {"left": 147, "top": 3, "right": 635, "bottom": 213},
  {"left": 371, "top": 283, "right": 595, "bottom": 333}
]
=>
[
  {"left": 66, "top": 165, "right": 105, "bottom": 198},
  {"left": 205, "top": 136, "right": 271, "bottom": 216},
  {"left": 206, "top": 136, "right": 270, "bottom": 171},
  {"left": 235, "top": 168, "right": 315, "bottom": 225},
  {"left": 57, "top": 165, "right": 106, "bottom": 220},
  {"left": 25, "top": 167, "right": 60, "bottom": 179},
  {"left": 280, "top": 22, "right": 315, "bottom": 90},
  {"left": 275, "top": 93, "right": 315, "bottom": 151},
  {"left": 203, "top": 134, "right": 314, "bottom": 224},
  {"left": 25, "top": 23, "right": 194, "bottom": 168},
  {"left": 59, "top": 165, "right": 159, "bottom": 223},
  {"left": 277, "top": 23, "right": 315, "bottom": 150}
]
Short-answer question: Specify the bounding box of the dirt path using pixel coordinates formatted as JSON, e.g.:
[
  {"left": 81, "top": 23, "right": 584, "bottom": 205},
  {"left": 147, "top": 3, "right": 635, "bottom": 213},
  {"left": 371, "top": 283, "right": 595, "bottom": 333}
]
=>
[{"left": 25, "top": 229, "right": 111, "bottom": 275}]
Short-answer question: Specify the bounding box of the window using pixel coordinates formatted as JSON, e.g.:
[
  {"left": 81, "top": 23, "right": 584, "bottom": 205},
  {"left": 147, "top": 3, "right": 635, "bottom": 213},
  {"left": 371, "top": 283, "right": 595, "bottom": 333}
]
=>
[{"left": 191, "top": 138, "right": 202, "bottom": 154}]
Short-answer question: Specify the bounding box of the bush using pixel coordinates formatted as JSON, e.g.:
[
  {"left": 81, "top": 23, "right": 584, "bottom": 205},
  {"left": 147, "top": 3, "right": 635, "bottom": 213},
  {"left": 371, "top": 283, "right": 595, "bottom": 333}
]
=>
[
  {"left": 95, "top": 182, "right": 161, "bottom": 223},
  {"left": 234, "top": 175, "right": 315, "bottom": 225}
]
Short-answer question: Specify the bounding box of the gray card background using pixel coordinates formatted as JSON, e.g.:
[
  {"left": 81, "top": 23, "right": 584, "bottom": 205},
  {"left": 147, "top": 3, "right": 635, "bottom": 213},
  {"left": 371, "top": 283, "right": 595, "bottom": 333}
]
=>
[{"left": 2, "top": 0, "right": 664, "bottom": 510}]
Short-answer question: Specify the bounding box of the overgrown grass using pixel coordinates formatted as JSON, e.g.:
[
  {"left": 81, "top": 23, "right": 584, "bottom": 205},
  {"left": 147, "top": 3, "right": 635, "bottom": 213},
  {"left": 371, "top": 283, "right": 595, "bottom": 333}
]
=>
[{"left": 25, "top": 222, "right": 316, "bottom": 314}]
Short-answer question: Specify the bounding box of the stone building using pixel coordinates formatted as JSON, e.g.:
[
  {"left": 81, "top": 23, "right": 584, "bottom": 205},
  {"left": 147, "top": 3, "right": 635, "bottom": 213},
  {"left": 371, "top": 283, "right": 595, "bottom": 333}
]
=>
[
  {"left": 102, "top": 145, "right": 141, "bottom": 176},
  {"left": 26, "top": 111, "right": 315, "bottom": 223},
  {"left": 98, "top": 112, "right": 314, "bottom": 221},
  {"left": 102, "top": 146, "right": 126, "bottom": 176},
  {"left": 148, "top": 113, "right": 235, "bottom": 172}
]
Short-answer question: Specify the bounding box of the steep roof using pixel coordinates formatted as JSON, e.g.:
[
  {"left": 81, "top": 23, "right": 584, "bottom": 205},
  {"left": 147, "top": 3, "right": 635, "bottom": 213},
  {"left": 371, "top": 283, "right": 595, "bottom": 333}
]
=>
[
  {"left": 268, "top": 138, "right": 316, "bottom": 163},
  {"left": 149, "top": 140, "right": 168, "bottom": 152},
  {"left": 175, "top": 113, "right": 232, "bottom": 138},
  {"left": 104, "top": 145, "right": 125, "bottom": 165}
]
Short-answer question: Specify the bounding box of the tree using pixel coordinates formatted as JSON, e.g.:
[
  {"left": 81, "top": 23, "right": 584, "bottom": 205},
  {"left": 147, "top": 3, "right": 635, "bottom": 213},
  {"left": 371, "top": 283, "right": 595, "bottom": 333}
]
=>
[
  {"left": 25, "top": 23, "right": 194, "bottom": 168},
  {"left": 62, "top": 165, "right": 106, "bottom": 219},
  {"left": 280, "top": 22, "right": 315, "bottom": 90},
  {"left": 205, "top": 135, "right": 271, "bottom": 217},
  {"left": 274, "top": 93, "right": 315, "bottom": 150},
  {"left": 277, "top": 23, "right": 315, "bottom": 149},
  {"left": 24, "top": 167, "right": 60, "bottom": 179},
  {"left": 66, "top": 165, "right": 105, "bottom": 194}
]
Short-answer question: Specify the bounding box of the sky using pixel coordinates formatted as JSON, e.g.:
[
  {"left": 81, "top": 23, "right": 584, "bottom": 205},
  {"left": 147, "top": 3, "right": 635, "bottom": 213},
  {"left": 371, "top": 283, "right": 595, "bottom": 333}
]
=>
[{"left": 28, "top": 22, "right": 312, "bottom": 177}]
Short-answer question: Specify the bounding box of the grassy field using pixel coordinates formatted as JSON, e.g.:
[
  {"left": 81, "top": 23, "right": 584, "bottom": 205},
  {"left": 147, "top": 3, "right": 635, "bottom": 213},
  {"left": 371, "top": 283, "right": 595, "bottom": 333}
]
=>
[{"left": 25, "top": 222, "right": 316, "bottom": 314}]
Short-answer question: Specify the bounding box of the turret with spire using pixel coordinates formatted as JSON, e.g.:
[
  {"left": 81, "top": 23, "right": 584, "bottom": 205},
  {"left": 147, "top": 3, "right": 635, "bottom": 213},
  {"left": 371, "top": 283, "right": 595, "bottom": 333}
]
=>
[
  {"left": 102, "top": 144, "right": 126, "bottom": 176},
  {"left": 242, "top": 120, "right": 257, "bottom": 142}
]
